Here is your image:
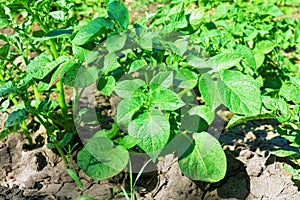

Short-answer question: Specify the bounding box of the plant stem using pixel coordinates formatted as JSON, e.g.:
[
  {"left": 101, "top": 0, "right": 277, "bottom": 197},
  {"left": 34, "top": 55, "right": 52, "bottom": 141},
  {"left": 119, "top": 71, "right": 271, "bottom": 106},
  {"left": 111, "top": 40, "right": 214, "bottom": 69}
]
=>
[
  {"left": 0, "top": 71, "right": 4, "bottom": 82},
  {"left": 54, "top": 140, "right": 69, "bottom": 168},
  {"left": 32, "top": 84, "right": 40, "bottom": 101},
  {"left": 56, "top": 80, "right": 68, "bottom": 119},
  {"left": 27, "top": 5, "right": 69, "bottom": 120},
  {"left": 177, "top": 88, "right": 190, "bottom": 98},
  {"left": 49, "top": 38, "right": 68, "bottom": 119}
]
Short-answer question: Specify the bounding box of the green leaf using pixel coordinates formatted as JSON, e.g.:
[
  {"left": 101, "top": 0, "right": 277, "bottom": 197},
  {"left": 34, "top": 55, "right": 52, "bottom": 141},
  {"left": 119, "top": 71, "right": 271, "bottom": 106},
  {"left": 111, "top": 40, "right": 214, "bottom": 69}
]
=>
[
  {"left": 103, "top": 53, "right": 120, "bottom": 74},
  {"left": 150, "top": 86, "right": 185, "bottom": 111},
  {"left": 279, "top": 84, "right": 300, "bottom": 104},
  {"left": 5, "top": 108, "right": 28, "bottom": 128},
  {"left": 0, "top": 44, "right": 9, "bottom": 60},
  {"left": 72, "top": 17, "right": 114, "bottom": 45},
  {"left": 226, "top": 113, "right": 276, "bottom": 129},
  {"left": 77, "top": 135, "right": 129, "bottom": 180},
  {"left": 211, "top": 52, "right": 242, "bottom": 72},
  {"left": 0, "top": 129, "right": 13, "bottom": 141},
  {"left": 189, "top": 8, "right": 204, "bottom": 29},
  {"left": 235, "top": 45, "right": 256, "bottom": 71},
  {"left": 167, "top": 3, "right": 187, "bottom": 29},
  {"left": 271, "top": 149, "right": 298, "bottom": 158},
  {"left": 49, "top": 11, "right": 65, "bottom": 21},
  {"left": 77, "top": 196, "right": 97, "bottom": 200},
  {"left": 284, "top": 164, "right": 300, "bottom": 181},
  {"left": 26, "top": 54, "right": 68, "bottom": 80},
  {"left": 178, "top": 132, "right": 226, "bottom": 182},
  {"left": 188, "top": 105, "right": 215, "bottom": 125},
  {"left": 175, "top": 68, "right": 198, "bottom": 89},
  {"left": 115, "top": 135, "right": 136, "bottom": 149},
  {"left": 198, "top": 73, "right": 222, "bottom": 111},
  {"left": 106, "top": 33, "right": 127, "bottom": 52},
  {"left": 0, "top": 81, "right": 16, "bottom": 97},
  {"left": 75, "top": 67, "right": 99, "bottom": 87},
  {"left": 107, "top": 1, "right": 129, "bottom": 29},
  {"left": 254, "top": 50, "right": 265, "bottom": 69},
  {"left": 187, "top": 56, "right": 211, "bottom": 69},
  {"left": 73, "top": 45, "right": 98, "bottom": 62},
  {"left": 114, "top": 79, "right": 146, "bottom": 98},
  {"left": 256, "top": 40, "right": 275, "bottom": 54},
  {"left": 129, "top": 59, "right": 148, "bottom": 73},
  {"left": 116, "top": 97, "right": 144, "bottom": 127},
  {"left": 267, "top": 5, "right": 283, "bottom": 17},
  {"left": 139, "top": 32, "right": 154, "bottom": 50},
  {"left": 218, "top": 70, "right": 262, "bottom": 115},
  {"left": 64, "top": 64, "right": 80, "bottom": 87},
  {"left": 66, "top": 169, "right": 83, "bottom": 189},
  {"left": 50, "top": 60, "right": 76, "bottom": 87},
  {"left": 97, "top": 75, "right": 115, "bottom": 96},
  {"left": 150, "top": 71, "right": 173, "bottom": 88},
  {"left": 128, "top": 109, "right": 170, "bottom": 160},
  {"left": 44, "top": 28, "right": 72, "bottom": 38},
  {"left": 182, "top": 105, "right": 215, "bottom": 132}
]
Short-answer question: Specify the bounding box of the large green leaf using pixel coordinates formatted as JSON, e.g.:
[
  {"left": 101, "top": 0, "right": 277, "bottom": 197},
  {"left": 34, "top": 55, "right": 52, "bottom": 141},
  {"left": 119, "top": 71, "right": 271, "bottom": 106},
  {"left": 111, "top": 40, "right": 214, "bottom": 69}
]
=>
[
  {"left": 254, "top": 50, "right": 265, "bottom": 69},
  {"left": 97, "top": 76, "right": 115, "bottom": 96},
  {"left": 279, "top": 83, "right": 300, "bottom": 104},
  {"left": 226, "top": 113, "right": 276, "bottom": 129},
  {"left": 235, "top": 45, "right": 256, "bottom": 71},
  {"left": 114, "top": 79, "right": 146, "bottom": 98},
  {"left": 150, "top": 71, "right": 173, "bottom": 88},
  {"left": 72, "top": 17, "right": 114, "bottom": 45},
  {"left": 218, "top": 70, "right": 262, "bottom": 115},
  {"left": 175, "top": 68, "right": 198, "bottom": 89},
  {"left": 0, "top": 81, "right": 16, "bottom": 97},
  {"left": 73, "top": 45, "right": 98, "bottom": 63},
  {"left": 256, "top": 40, "right": 275, "bottom": 54},
  {"left": 75, "top": 67, "right": 99, "bottom": 87},
  {"left": 182, "top": 105, "right": 215, "bottom": 132},
  {"left": 116, "top": 97, "right": 143, "bottom": 127},
  {"left": 128, "top": 59, "right": 148, "bottom": 73},
  {"left": 189, "top": 8, "right": 204, "bottom": 29},
  {"left": 128, "top": 109, "right": 170, "bottom": 160},
  {"left": 107, "top": 1, "right": 129, "bottom": 29},
  {"left": 150, "top": 86, "right": 185, "bottom": 111},
  {"left": 178, "top": 132, "right": 226, "bottom": 182},
  {"left": 50, "top": 60, "right": 76, "bottom": 87},
  {"left": 210, "top": 52, "right": 242, "bottom": 72},
  {"left": 106, "top": 33, "right": 127, "bottom": 52},
  {"left": 77, "top": 135, "right": 129, "bottom": 180},
  {"left": 26, "top": 54, "right": 68, "bottom": 80},
  {"left": 5, "top": 108, "right": 28, "bottom": 128},
  {"left": 0, "top": 44, "right": 9, "bottom": 59},
  {"left": 103, "top": 53, "right": 120, "bottom": 74},
  {"left": 198, "top": 73, "right": 222, "bottom": 111},
  {"left": 44, "top": 28, "right": 73, "bottom": 39}
]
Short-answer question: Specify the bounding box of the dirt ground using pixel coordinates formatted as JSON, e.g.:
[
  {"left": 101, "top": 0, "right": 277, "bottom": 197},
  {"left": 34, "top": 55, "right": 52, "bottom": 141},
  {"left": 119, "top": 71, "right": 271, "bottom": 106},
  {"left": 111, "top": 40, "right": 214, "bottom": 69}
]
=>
[{"left": 1, "top": 98, "right": 300, "bottom": 200}]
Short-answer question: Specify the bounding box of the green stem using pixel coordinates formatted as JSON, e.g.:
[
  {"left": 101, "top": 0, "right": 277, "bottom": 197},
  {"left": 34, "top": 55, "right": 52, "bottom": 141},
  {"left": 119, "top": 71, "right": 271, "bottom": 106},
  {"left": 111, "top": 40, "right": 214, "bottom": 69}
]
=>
[
  {"left": 54, "top": 140, "right": 69, "bottom": 168},
  {"left": 32, "top": 84, "right": 40, "bottom": 101},
  {"left": 56, "top": 80, "right": 68, "bottom": 119},
  {"left": 26, "top": 4, "right": 69, "bottom": 121},
  {"left": 177, "top": 88, "right": 190, "bottom": 98},
  {"left": 21, "top": 121, "right": 33, "bottom": 146},
  {"left": 49, "top": 39, "right": 58, "bottom": 59},
  {"left": 0, "top": 70, "right": 4, "bottom": 82}
]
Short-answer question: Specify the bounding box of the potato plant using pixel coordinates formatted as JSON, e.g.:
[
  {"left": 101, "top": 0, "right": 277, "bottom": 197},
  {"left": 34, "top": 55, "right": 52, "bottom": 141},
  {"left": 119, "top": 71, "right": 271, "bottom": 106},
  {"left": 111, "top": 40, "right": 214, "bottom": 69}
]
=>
[{"left": 0, "top": 0, "right": 300, "bottom": 193}]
